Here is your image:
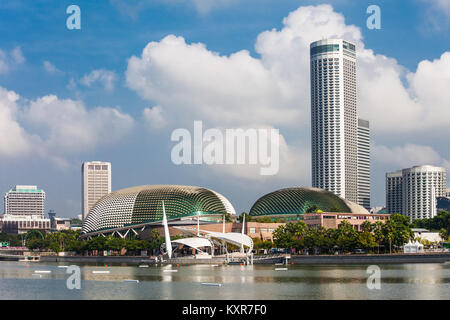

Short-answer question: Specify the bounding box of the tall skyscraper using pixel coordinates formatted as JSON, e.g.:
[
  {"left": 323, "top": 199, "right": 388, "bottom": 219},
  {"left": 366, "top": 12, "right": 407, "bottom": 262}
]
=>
[
  {"left": 82, "top": 161, "right": 111, "bottom": 220},
  {"left": 357, "top": 117, "right": 370, "bottom": 210},
  {"left": 386, "top": 165, "right": 447, "bottom": 221},
  {"left": 310, "top": 39, "right": 362, "bottom": 203}
]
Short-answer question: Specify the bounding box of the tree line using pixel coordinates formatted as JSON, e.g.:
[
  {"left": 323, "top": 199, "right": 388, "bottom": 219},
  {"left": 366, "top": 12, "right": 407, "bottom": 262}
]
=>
[{"left": 271, "top": 213, "right": 414, "bottom": 254}]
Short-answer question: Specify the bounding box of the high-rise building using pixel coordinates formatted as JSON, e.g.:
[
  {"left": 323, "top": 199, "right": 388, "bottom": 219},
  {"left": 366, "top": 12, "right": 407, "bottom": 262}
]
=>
[
  {"left": 357, "top": 117, "right": 370, "bottom": 210},
  {"left": 310, "top": 39, "right": 360, "bottom": 203},
  {"left": 1, "top": 185, "right": 50, "bottom": 234},
  {"left": 386, "top": 170, "right": 403, "bottom": 214},
  {"left": 82, "top": 161, "right": 111, "bottom": 220},
  {"left": 386, "top": 165, "right": 447, "bottom": 221},
  {"left": 4, "top": 185, "right": 45, "bottom": 216}
]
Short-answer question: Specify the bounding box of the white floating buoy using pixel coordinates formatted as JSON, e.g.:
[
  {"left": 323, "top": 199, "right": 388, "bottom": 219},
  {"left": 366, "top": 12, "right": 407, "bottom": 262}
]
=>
[
  {"left": 210, "top": 264, "right": 219, "bottom": 267},
  {"left": 92, "top": 270, "right": 110, "bottom": 274},
  {"left": 124, "top": 279, "right": 140, "bottom": 283},
  {"left": 138, "top": 265, "right": 149, "bottom": 268},
  {"left": 275, "top": 268, "right": 288, "bottom": 271},
  {"left": 275, "top": 263, "right": 284, "bottom": 265},
  {"left": 34, "top": 270, "right": 51, "bottom": 274},
  {"left": 163, "top": 269, "right": 178, "bottom": 273},
  {"left": 57, "top": 266, "right": 69, "bottom": 268}
]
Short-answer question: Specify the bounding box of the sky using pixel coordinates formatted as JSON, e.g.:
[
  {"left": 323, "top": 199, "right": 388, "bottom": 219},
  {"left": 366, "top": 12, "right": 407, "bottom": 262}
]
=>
[{"left": 0, "top": 0, "right": 450, "bottom": 217}]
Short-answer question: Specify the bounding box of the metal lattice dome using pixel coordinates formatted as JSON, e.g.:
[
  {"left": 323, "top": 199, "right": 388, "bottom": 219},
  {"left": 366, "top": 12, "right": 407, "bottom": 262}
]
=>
[
  {"left": 81, "top": 185, "right": 235, "bottom": 235},
  {"left": 249, "top": 187, "right": 368, "bottom": 219}
]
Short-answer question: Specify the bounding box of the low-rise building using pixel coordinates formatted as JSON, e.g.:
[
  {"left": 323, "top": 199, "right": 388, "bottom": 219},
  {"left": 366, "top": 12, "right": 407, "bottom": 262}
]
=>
[
  {"left": 412, "top": 228, "right": 443, "bottom": 243},
  {"left": 303, "top": 212, "right": 390, "bottom": 231},
  {"left": 0, "top": 214, "right": 51, "bottom": 234},
  {"left": 53, "top": 217, "right": 72, "bottom": 231}
]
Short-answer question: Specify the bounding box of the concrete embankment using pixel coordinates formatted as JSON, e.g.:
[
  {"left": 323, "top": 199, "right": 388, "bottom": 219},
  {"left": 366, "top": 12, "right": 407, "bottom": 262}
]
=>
[
  {"left": 39, "top": 252, "right": 450, "bottom": 265},
  {"left": 288, "top": 253, "right": 450, "bottom": 265}
]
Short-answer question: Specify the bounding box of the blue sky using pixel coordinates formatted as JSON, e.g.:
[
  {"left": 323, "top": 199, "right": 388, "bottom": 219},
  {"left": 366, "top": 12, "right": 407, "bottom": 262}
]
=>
[{"left": 1, "top": 0, "right": 449, "bottom": 217}]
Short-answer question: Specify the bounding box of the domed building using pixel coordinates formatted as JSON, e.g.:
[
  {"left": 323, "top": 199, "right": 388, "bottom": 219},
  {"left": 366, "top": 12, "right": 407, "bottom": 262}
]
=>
[
  {"left": 81, "top": 185, "right": 236, "bottom": 237},
  {"left": 249, "top": 187, "right": 369, "bottom": 220}
]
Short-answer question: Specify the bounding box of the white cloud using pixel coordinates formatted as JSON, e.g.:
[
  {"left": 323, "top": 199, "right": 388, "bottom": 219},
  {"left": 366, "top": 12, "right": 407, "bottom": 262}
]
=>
[
  {"left": 0, "top": 85, "right": 134, "bottom": 165},
  {"left": 143, "top": 106, "right": 167, "bottom": 129},
  {"left": 427, "top": 0, "right": 450, "bottom": 16},
  {"left": 0, "top": 87, "right": 31, "bottom": 156},
  {"left": 10, "top": 47, "right": 25, "bottom": 64},
  {"left": 0, "top": 46, "right": 25, "bottom": 74},
  {"left": 80, "top": 69, "right": 117, "bottom": 91},
  {"left": 43, "top": 61, "right": 62, "bottom": 74},
  {"left": 124, "top": 4, "right": 450, "bottom": 182},
  {"left": 373, "top": 143, "right": 447, "bottom": 169},
  {"left": 126, "top": 4, "right": 450, "bottom": 134}
]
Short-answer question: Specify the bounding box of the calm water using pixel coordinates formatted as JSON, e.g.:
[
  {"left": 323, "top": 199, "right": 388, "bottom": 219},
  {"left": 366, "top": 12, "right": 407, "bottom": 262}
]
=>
[{"left": 0, "top": 261, "right": 449, "bottom": 299}]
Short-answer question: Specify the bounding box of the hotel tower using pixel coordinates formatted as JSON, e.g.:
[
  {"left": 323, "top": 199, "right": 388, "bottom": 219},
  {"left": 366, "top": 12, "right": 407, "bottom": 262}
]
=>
[
  {"left": 82, "top": 161, "right": 111, "bottom": 220},
  {"left": 310, "top": 39, "right": 370, "bottom": 208}
]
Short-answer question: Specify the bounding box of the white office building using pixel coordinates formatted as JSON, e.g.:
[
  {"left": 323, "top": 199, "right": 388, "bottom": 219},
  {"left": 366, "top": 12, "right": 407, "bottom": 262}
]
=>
[
  {"left": 4, "top": 185, "right": 45, "bottom": 216},
  {"left": 357, "top": 117, "right": 370, "bottom": 210},
  {"left": 386, "top": 165, "right": 447, "bottom": 221},
  {"left": 82, "top": 161, "right": 111, "bottom": 220},
  {"left": 1, "top": 185, "right": 50, "bottom": 234},
  {"left": 310, "top": 39, "right": 363, "bottom": 203}
]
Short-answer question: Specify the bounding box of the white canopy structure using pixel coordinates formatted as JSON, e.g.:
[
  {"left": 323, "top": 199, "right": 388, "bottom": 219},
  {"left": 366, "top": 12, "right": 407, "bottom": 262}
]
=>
[
  {"left": 205, "top": 231, "right": 254, "bottom": 253},
  {"left": 404, "top": 240, "right": 424, "bottom": 253},
  {"left": 172, "top": 237, "right": 213, "bottom": 252}
]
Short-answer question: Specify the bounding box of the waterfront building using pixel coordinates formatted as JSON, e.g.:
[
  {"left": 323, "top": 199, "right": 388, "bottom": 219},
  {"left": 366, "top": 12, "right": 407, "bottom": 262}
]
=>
[
  {"left": 4, "top": 185, "right": 45, "bottom": 216},
  {"left": 249, "top": 187, "right": 369, "bottom": 221},
  {"left": 81, "top": 185, "right": 236, "bottom": 238},
  {"left": 357, "top": 117, "right": 370, "bottom": 210},
  {"left": 303, "top": 212, "right": 389, "bottom": 231},
  {"left": 446, "top": 188, "right": 450, "bottom": 198},
  {"left": 0, "top": 214, "right": 50, "bottom": 234},
  {"left": 82, "top": 161, "right": 111, "bottom": 221},
  {"left": 310, "top": 39, "right": 369, "bottom": 204},
  {"left": 411, "top": 228, "right": 443, "bottom": 243},
  {"left": 1, "top": 185, "right": 50, "bottom": 234},
  {"left": 386, "top": 165, "right": 447, "bottom": 221}
]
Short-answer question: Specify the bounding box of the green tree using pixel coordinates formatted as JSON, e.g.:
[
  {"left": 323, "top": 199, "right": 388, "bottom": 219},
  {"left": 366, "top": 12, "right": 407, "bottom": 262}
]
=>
[{"left": 336, "top": 220, "right": 359, "bottom": 252}]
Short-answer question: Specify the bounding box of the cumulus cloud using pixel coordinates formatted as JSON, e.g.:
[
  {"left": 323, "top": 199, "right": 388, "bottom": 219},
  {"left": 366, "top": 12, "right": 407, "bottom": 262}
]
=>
[
  {"left": 124, "top": 4, "right": 450, "bottom": 182},
  {"left": 143, "top": 106, "right": 167, "bottom": 129},
  {"left": 0, "top": 85, "right": 134, "bottom": 165},
  {"left": 0, "top": 46, "right": 25, "bottom": 74},
  {"left": 80, "top": 69, "right": 117, "bottom": 91},
  {"left": 126, "top": 4, "right": 450, "bottom": 136},
  {"left": 0, "top": 87, "right": 31, "bottom": 156}
]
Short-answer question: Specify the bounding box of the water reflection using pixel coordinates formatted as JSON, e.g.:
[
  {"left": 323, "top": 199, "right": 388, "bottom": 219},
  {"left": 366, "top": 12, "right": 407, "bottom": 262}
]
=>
[{"left": 0, "top": 261, "right": 449, "bottom": 299}]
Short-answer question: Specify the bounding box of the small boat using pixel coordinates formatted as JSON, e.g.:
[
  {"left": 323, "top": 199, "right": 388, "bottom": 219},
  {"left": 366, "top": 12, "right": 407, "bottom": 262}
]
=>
[
  {"left": 92, "top": 270, "right": 110, "bottom": 274},
  {"left": 275, "top": 268, "right": 288, "bottom": 271},
  {"left": 123, "top": 279, "right": 139, "bottom": 283}
]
